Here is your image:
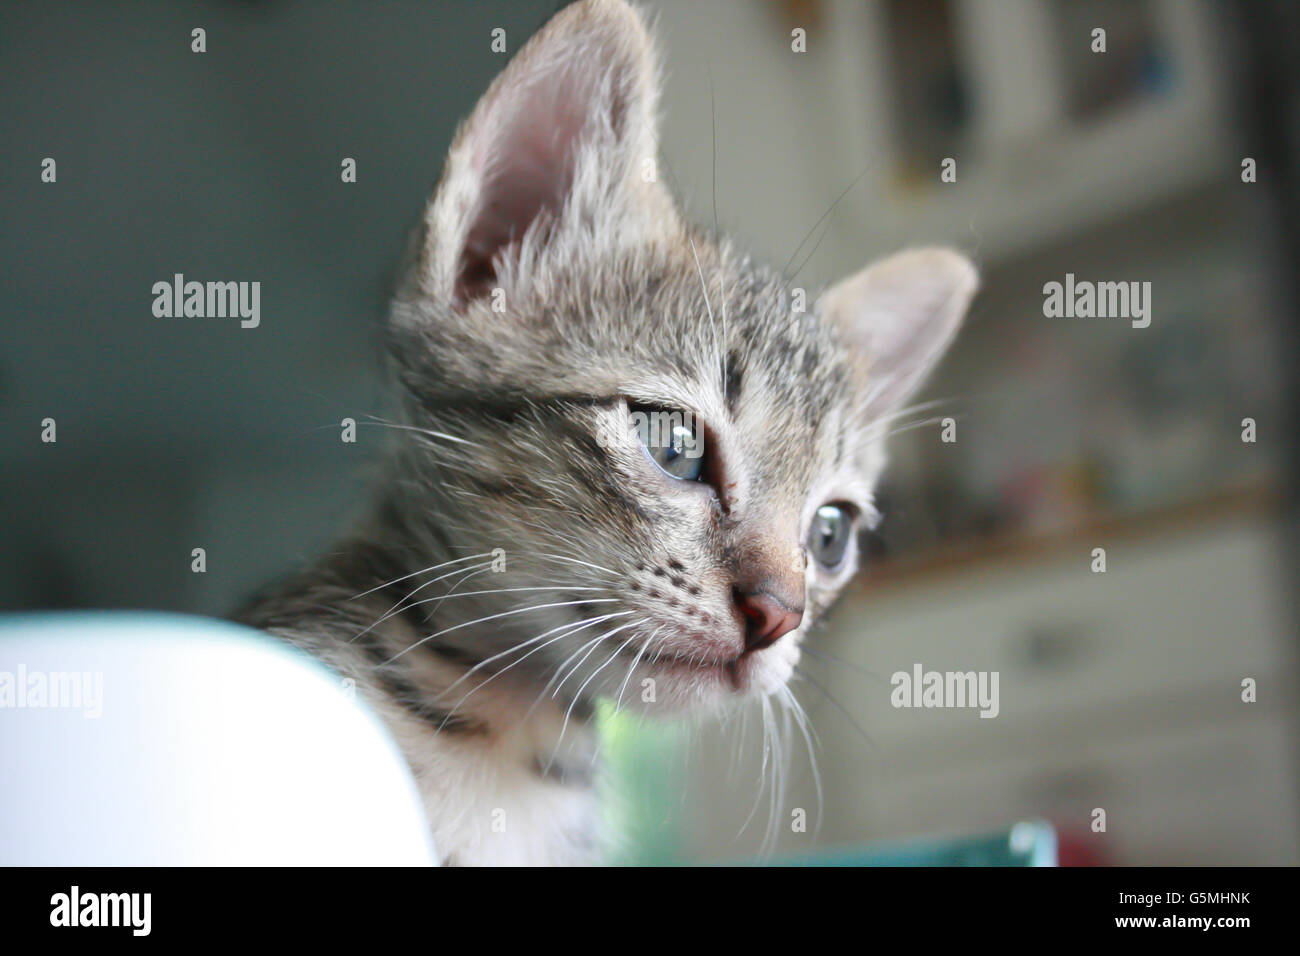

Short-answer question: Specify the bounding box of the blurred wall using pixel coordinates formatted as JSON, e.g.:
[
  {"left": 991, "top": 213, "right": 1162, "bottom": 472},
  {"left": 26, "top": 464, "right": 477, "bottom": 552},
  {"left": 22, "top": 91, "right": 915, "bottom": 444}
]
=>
[{"left": 0, "top": 0, "right": 557, "bottom": 613}]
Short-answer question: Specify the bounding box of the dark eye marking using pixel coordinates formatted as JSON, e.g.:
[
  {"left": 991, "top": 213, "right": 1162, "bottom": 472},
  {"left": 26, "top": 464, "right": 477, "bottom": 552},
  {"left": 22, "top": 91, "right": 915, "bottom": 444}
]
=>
[{"left": 724, "top": 351, "right": 743, "bottom": 415}]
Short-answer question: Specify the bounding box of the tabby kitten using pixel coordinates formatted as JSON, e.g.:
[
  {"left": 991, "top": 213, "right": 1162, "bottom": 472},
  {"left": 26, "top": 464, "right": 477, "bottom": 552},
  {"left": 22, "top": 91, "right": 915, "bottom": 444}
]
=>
[{"left": 238, "top": 0, "right": 976, "bottom": 866}]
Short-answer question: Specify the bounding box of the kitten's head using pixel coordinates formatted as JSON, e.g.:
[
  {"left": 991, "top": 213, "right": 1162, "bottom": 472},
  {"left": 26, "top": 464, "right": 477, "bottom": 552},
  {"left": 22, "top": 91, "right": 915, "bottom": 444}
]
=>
[{"left": 386, "top": 0, "right": 975, "bottom": 715}]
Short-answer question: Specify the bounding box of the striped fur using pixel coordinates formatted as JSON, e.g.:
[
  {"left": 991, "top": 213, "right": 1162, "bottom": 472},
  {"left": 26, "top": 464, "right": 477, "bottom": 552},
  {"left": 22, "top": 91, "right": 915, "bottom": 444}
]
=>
[{"left": 236, "top": 0, "right": 976, "bottom": 865}]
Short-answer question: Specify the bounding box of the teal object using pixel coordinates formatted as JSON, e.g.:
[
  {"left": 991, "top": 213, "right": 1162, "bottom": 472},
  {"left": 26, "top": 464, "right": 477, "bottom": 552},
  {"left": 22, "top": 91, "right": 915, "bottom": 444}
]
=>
[{"left": 753, "top": 821, "right": 1058, "bottom": 867}]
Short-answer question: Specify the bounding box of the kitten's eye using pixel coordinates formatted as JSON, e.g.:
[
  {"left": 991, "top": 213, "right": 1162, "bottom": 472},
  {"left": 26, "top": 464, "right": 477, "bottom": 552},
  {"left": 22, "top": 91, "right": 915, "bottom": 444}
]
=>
[
  {"left": 808, "top": 503, "right": 853, "bottom": 569},
  {"left": 630, "top": 403, "right": 705, "bottom": 483}
]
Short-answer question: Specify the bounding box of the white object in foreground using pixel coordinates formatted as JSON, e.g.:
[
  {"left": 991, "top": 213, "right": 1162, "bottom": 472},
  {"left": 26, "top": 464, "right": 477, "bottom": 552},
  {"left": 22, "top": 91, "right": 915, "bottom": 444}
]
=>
[{"left": 0, "top": 612, "right": 437, "bottom": 866}]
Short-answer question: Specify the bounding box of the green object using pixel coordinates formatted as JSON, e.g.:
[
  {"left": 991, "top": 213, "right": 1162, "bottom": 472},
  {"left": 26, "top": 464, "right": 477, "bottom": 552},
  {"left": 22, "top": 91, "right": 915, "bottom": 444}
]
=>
[{"left": 597, "top": 699, "right": 687, "bottom": 866}]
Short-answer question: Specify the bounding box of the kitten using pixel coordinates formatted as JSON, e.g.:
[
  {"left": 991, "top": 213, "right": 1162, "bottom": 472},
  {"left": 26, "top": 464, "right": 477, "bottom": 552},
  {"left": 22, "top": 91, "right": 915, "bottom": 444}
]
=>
[{"left": 237, "top": 0, "right": 976, "bottom": 866}]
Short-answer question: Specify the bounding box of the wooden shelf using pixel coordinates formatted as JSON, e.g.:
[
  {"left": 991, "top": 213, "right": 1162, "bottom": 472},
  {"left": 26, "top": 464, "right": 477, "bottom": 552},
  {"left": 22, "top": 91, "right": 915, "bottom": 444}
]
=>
[{"left": 852, "top": 481, "right": 1281, "bottom": 595}]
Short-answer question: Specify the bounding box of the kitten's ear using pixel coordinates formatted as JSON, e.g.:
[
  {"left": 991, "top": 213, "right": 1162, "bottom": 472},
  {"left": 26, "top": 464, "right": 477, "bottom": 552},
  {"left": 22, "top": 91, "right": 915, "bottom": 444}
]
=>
[
  {"left": 821, "top": 247, "right": 977, "bottom": 415},
  {"left": 415, "top": 0, "right": 673, "bottom": 306}
]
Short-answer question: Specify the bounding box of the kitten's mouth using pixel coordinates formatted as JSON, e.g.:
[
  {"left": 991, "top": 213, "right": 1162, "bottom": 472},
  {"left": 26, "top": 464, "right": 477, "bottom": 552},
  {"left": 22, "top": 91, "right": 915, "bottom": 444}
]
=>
[{"left": 620, "top": 643, "right": 752, "bottom": 691}]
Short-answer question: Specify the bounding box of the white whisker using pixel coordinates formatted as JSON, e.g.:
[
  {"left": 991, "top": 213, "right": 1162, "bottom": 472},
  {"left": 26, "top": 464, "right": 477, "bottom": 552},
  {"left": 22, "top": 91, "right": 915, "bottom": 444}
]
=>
[
  {"left": 384, "top": 598, "right": 621, "bottom": 664},
  {"left": 347, "top": 552, "right": 491, "bottom": 601},
  {"left": 434, "top": 612, "right": 632, "bottom": 729}
]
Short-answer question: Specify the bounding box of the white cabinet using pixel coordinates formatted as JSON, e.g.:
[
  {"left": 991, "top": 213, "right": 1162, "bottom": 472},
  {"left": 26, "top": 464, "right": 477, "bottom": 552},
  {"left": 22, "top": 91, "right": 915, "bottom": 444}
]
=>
[
  {"left": 811, "top": 511, "right": 1299, "bottom": 864},
  {"left": 820, "top": 0, "right": 1231, "bottom": 269}
]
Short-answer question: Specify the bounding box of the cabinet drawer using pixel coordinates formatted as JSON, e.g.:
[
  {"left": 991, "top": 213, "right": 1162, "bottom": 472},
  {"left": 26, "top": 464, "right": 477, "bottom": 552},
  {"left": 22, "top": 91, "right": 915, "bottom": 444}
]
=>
[{"left": 816, "top": 518, "right": 1285, "bottom": 739}]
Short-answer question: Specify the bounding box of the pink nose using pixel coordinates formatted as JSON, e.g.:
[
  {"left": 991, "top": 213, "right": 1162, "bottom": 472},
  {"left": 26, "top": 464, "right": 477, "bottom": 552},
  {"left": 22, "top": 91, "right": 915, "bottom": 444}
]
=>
[{"left": 734, "top": 590, "right": 803, "bottom": 652}]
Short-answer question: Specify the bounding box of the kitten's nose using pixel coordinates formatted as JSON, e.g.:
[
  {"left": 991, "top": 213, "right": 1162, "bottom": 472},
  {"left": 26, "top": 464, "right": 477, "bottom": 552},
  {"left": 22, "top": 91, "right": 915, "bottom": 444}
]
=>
[{"left": 734, "top": 589, "right": 803, "bottom": 653}]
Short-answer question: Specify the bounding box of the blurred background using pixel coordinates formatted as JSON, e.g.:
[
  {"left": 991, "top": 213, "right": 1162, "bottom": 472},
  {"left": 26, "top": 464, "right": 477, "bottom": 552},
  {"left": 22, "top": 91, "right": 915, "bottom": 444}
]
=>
[{"left": 2, "top": 0, "right": 1296, "bottom": 864}]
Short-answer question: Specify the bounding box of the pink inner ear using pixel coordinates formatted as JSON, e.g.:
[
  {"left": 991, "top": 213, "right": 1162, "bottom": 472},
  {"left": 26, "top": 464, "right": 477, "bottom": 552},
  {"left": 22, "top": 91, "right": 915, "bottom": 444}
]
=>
[{"left": 455, "top": 68, "right": 601, "bottom": 304}]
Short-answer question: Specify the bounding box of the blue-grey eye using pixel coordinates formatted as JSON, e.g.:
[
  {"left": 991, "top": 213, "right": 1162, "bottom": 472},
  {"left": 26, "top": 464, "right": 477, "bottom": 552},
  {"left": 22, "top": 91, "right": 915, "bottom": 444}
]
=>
[
  {"left": 631, "top": 405, "right": 704, "bottom": 482},
  {"left": 809, "top": 504, "right": 853, "bottom": 569}
]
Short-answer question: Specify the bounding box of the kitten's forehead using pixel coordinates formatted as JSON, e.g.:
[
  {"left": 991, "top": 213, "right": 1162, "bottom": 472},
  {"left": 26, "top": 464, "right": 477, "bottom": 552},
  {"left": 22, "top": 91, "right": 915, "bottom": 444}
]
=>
[
  {"left": 394, "top": 231, "right": 855, "bottom": 430},
  {"left": 617, "top": 240, "right": 855, "bottom": 474}
]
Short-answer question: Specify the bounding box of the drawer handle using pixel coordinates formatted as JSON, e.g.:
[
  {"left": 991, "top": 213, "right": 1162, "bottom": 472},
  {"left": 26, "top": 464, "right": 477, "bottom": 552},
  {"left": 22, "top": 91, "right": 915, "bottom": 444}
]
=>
[{"left": 1017, "top": 623, "right": 1095, "bottom": 671}]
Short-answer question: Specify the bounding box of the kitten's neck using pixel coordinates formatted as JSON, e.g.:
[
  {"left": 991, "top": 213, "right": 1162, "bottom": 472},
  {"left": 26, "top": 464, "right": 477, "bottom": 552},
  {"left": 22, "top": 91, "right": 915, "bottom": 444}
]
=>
[
  {"left": 241, "top": 487, "right": 599, "bottom": 745},
  {"left": 236, "top": 499, "right": 605, "bottom": 865}
]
